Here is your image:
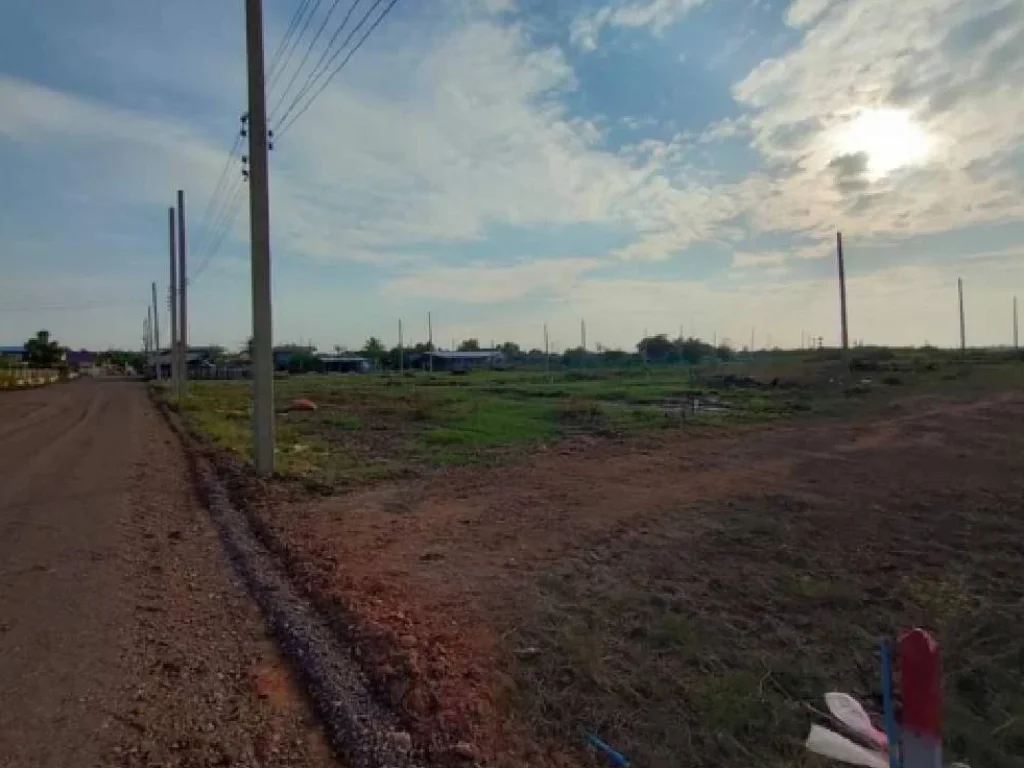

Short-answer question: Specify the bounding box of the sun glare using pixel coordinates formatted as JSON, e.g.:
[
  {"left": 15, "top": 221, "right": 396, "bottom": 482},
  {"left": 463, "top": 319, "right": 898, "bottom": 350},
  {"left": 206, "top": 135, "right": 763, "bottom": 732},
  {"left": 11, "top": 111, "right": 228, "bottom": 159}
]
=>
[{"left": 833, "top": 108, "right": 933, "bottom": 180}]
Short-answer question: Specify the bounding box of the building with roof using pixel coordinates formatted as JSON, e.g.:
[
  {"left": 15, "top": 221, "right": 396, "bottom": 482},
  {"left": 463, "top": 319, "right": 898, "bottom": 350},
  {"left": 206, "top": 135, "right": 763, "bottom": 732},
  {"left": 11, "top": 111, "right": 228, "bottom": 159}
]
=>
[
  {"left": 66, "top": 350, "right": 96, "bottom": 370},
  {"left": 0, "top": 345, "right": 25, "bottom": 362},
  {"left": 413, "top": 349, "right": 505, "bottom": 372},
  {"left": 318, "top": 355, "right": 372, "bottom": 374}
]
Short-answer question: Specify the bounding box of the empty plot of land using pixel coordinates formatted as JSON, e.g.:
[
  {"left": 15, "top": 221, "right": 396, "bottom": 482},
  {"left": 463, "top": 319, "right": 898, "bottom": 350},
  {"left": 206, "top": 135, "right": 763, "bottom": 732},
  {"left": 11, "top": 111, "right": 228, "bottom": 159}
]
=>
[{"left": 182, "top": 362, "right": 1024, "bottom": 768}]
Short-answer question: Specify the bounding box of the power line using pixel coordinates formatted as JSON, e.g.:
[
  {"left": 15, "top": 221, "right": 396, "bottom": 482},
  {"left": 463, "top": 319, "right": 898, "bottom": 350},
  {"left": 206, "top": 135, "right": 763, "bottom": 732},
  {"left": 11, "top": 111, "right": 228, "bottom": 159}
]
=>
[
  {"left": 267, "top": 0, "right": 352, "bottom": 123},
  {"left": 275, "top": 0, "right": 399, "bottom": 137},
  {"left": 193, "top": 169, "right": 245, "bottom": 268},
  {"left": 191, "top": 180, "right": 248, "bottom": 282},
  {"left": 267, "top": 0, "right": 326, "bottom": 101},
  {"left": 267, "top": 0, "right": 313, "bottom": 81},
  {"left": 190, "top": 175, "right": 246, "bottom": 284},
  {"left": 190, "top": 132, "right": 243, "bottom": 261},
  {"left": 274, "top": 0, "right": 383, "bottom": 131}
]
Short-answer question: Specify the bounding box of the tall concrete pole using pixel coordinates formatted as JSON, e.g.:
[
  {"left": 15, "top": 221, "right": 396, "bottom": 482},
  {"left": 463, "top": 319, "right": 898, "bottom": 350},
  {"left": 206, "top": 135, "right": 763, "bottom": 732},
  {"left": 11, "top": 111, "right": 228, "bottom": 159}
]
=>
[
  {"left": 176, "top": 190, "right": 188, "bottom": 398},
  {"left": 168, "top": 207, "right": 179, "bottom": 393},
  {"left": 958, "top": 278, "right": 965, "bottom": 352},
  {"left": 1014, "top": 296, "right": 1018, "bottom": 350},
  {"left": 151, "top": 281, "right": 161, "bottom": 380},
  {"left": 427, "top": 311, "right": 433, "bottom": 372},
  {"left": 544, "top": 323, "right": 550, "bottom": 382},
  {"left": 580, "top": 318, "right": 586, "bottom": 368},
  {"left": 837, "top": 231, "right": 849, "bottom": 350},
  {"left": 246, "top": 0, "right": 275, "bottom": 474},
  {"left": 398, "top": 318, "right": 403, "bottom": 375}
]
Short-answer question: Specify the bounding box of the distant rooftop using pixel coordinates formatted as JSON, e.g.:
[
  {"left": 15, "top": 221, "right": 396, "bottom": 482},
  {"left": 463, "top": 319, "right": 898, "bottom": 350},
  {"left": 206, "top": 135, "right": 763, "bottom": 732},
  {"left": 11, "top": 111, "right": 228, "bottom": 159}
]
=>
[
  {"left": 0, "top": 345, "right": 25, "bottom": 355},
  {"left": 428, "top": 350, "right": 502, "bottom": 359}
]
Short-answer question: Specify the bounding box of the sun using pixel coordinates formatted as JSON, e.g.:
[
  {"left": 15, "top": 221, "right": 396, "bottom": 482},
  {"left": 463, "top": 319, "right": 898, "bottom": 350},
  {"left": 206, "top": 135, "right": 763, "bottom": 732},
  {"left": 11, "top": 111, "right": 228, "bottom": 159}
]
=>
[{"left": 832, "top": 108, "right": 933, "bottom": 180}]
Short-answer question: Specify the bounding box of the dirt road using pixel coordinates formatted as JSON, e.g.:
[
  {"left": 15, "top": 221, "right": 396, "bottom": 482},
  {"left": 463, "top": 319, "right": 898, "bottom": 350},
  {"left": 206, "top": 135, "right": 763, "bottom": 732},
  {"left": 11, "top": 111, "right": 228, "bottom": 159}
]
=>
[{"left": 0, "top": 380, "right": 338, "bottom": 768}]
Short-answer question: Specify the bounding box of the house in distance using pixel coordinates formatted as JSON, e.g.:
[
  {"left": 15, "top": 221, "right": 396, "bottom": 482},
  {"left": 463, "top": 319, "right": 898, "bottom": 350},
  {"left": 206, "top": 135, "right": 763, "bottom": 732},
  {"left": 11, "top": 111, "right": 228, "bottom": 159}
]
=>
[{"left": 413, "top": 349, "right": 505, "bottom": 372}]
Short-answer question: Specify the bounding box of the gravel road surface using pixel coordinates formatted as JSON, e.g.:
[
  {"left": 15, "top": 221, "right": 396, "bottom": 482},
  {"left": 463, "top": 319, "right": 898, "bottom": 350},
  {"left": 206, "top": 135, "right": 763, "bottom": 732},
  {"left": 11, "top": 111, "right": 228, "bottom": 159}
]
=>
[{"left": 0, "top": 379, "right": 339, "bottom": 768}]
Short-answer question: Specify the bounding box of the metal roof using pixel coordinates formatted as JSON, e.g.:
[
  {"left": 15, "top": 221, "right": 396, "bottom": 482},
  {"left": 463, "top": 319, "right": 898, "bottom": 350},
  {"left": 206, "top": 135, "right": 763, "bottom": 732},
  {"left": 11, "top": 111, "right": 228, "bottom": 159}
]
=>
[
  {"left": 0, "top": 345, "right": 25, "bottom": 355},
  {"left": 427, "top": 350, "right": 502, "bottom": 359}
]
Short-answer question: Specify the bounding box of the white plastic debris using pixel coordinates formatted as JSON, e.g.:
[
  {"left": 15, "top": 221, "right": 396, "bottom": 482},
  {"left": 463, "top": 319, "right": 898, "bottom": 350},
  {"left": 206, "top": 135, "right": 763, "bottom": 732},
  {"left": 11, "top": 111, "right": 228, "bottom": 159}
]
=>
[{"left": 806, "top": 724, "right": 888, "bottom": 768}]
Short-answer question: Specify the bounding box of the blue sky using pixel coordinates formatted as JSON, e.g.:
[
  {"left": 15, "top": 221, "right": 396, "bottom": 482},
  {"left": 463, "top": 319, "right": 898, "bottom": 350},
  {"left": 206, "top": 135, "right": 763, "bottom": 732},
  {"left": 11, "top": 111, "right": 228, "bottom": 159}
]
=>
[{"left": 1, "top": 0, "right": 1023, "bottom": 351}]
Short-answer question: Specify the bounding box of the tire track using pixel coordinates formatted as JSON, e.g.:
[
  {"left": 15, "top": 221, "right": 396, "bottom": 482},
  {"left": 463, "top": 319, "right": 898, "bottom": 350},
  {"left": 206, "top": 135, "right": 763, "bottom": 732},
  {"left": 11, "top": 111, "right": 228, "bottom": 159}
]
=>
[
  {"left": 0, "top": 383, "right": 78, "bottom": 442},
  {"left": 0, "top": 383, "right": 105, "bottom": 534}
]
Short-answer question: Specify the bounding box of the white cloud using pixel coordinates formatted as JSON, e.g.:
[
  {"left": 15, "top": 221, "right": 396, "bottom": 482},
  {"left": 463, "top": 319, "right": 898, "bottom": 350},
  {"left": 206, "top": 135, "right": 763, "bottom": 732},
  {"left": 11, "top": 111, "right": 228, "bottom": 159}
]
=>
[
  {"left": 698, "top": 115, "right": 750, "bottom": 143},
  {"left": 0, "top": 73, "right": 233, "bottom": 212},
  {"left": 380, "top": 258, "right": 601, "bottom": 303},
  {"left": 272, "top": 17, "right": 748, "bottom": 265},
  {"left": 785, "top": 0, "right": 833, "bottom": 27},
  {"left": 732, "top": 251, "right": 787, "bottom": 268},
  {"left": 273, "top": 21, "right": 636, "bottom": 259},
  {"left": 733, "top": 0, "right": 1024, "bottom": 239},
  {"left": 570, "top": 0, "right": 707, "bottom": 51}
]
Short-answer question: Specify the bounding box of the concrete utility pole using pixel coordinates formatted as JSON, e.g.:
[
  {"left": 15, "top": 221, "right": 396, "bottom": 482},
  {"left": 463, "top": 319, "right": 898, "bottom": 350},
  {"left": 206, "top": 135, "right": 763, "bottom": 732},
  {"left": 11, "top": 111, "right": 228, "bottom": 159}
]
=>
[
  {"left": 147, "top": 306, "right": 154, "bottom": 369},
  {"left": 398, "top": 318, "right": 404, "bottom": 375},
  {"left": 544, "top": 323, "right": 551, "bottom": 382},
  {"left": 151, "top": 281, "right": 161, "bottom": 380},
  {"left": 580, "top": 318, "right": 586, "bottom": 368},
  {"left": 176, "top": 190, "right": 188, "bottom": 398},
  {"left": 168, "top": 207, "right": 179, "bottom": 394},
  {"left": 837, "top": 231, "right": 849, "bottom": 350},
  {"left": 958, "top": 277, "right": 966, "bottom": 352},
  {"left": 246, "top": 0, "right": 275, "bottom": 475},
  {"left": 427, "top": 311, "right": 433, "bottom": 372},
  {"left": 1014, "top": 296, "right": 1019, "bottom": 350}
]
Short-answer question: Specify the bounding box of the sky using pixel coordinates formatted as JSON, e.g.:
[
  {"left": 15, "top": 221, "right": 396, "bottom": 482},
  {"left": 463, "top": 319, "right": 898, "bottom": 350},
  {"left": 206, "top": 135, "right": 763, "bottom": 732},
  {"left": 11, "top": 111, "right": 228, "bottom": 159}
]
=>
[{"left": 1, "top": 0, "right": 1023, "bottom": 353}]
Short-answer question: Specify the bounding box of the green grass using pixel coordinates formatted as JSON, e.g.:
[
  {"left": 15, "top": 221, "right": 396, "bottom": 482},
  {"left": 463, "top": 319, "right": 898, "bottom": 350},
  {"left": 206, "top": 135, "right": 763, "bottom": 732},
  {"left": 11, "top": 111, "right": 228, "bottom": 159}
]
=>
[{"left": 157, "top": 356, "right": 1024, "bottom": 487}]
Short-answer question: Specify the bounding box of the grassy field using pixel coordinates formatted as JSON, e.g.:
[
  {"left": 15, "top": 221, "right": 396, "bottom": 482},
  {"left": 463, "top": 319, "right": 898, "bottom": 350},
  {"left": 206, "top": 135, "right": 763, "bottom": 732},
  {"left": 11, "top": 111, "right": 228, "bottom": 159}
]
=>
[
  {"left": 163, "top": 351, "right": 1023, "bottom": 487},
  {"left": 162, "top": 352, "right": 1024, "bottom": 768}
]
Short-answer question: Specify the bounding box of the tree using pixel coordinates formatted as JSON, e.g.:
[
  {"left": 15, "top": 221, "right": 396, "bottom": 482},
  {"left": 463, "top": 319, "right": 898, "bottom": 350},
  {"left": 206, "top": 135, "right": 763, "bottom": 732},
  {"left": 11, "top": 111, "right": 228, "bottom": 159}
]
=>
[
  {"left": 678, "top": 337, "right": 706, "bottom": 364},
  {"left": 205, "top": 345, "right": 228, "bottom": 363},
  {"left": 458, "top": 338, "right": 481, "bottom": 352},
  {"left": 637, "top": 334, "right": 675, "bottom": 362},
  {"left": 24, "top": 330, "right": 64, "bottom": 367},
  {"left": 602, "top": 348, "right": 628, "bottom": 364},
  {"left": 361, "top": 337, "right": 387, "bottom": 366},
  {"left": 97, "top": 350, "right": 145, "bottom": 370},
  {"left": 499, "top": 341, "right": 521, "bottom": 359}
]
